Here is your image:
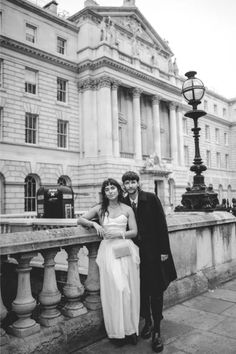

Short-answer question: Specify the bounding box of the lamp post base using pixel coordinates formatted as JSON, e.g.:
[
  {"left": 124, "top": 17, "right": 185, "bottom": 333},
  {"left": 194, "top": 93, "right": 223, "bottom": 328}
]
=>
[{"left": 175, "top": 186, "right": 219, "bottom": 212}]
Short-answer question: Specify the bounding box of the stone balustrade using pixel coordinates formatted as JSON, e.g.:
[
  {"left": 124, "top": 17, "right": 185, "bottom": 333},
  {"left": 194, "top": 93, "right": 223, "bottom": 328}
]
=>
[
  {"left": 0, "top": 225, "right": 103, "bottom": 353},
  {"left": 0, "top": 211, "right": 236, "bottom": 353}
]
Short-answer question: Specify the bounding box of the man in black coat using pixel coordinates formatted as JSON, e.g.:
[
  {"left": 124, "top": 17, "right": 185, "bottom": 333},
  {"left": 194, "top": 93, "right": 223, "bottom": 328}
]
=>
[{"left": 122, "top": 171, "right": 177, "bottom": 353}]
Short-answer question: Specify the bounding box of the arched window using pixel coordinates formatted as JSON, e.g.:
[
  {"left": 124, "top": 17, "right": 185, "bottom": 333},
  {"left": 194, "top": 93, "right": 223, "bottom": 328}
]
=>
[
  {"left": 24, "top": 175, "right": 37, "bottom": 211},
  {"left": 218, "top": 184, "right": 223, "bottom": 204},
  {"left": 0, "top": 173, "right": 5, "bottom": 214},
  {"left": 227, "top": 185, "right": 232, "bottom": 203},
  {"left": 57, "top": 175, "right": 71, "bottom": 186}
]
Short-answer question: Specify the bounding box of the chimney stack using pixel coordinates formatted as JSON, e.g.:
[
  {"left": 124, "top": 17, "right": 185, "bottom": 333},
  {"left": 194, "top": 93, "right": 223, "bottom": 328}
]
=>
[
  {"left": 123, "top": 0, "right": 136, "bottom": 6},
  {"left": 43, "top": 1, "right": 58, "bottom": 15}
]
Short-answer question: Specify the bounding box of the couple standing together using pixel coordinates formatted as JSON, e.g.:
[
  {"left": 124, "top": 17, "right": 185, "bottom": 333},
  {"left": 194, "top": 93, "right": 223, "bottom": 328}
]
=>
[{"left": 78, "top": 171, "right": 177, "bottom": 353}]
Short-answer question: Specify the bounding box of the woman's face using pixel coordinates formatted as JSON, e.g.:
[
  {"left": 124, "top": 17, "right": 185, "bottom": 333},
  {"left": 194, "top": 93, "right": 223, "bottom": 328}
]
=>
[{"left": 104, "top": 184, "right": 119, "bottom": 201}]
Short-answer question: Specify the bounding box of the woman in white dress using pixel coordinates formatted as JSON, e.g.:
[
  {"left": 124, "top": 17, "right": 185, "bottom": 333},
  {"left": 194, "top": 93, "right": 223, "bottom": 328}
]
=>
[{"left": 77, "top": 178, "right": 140, "bottom": 346}]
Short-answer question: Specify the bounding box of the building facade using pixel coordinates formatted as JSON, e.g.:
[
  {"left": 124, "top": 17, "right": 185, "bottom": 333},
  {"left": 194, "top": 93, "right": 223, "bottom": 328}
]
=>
[{"left": 0, "top": 0, "right": 235, "bottom": 214}]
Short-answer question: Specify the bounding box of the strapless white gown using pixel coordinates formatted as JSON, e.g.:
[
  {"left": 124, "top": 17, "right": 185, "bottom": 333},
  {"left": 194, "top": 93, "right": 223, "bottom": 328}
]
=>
[{"left": 96, "top": 214, "right": 140, "bottom": 338}]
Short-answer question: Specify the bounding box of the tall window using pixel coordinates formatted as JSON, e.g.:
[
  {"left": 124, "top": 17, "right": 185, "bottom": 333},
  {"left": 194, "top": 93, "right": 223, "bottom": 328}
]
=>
[
  {"left": 0, "top": 173, "right": 5, "bottom": 214},
  {"left": 204, "top": 100, "right": 208, "bottom": 111},
  {"left": 224, "top": 132, "right": 228, "bottom": 146},
  {"left": 223, "top": 108, "right": 227, "bottom": 117},
  {"left": 205, "top": 125, "right": 210, "bottom": 141},
  {"left": 206, "top": 150, "right": 211, "bottom": 168},
  {"left": 216, "top": 152, "right": 221, "bottom": 168},
  {"left": 225, "top": 154, "right": 229, "bottom": 169},
  {"left": 25, "top": 68, "right": 37, "bottom": 94},
  {"left": 57, "top": 119, "right": 68, "bottom": 148},
  {"left": 0, "top": 59, "right": 3, "bottom": 87},
  {"left": 26, "top": 23, "right": 37, "bottom": 43},
  {"left": 24, "top": 175, "right": 36, "bottom": 211},
  {"left": 57, "top": 78, "right": 67, "bottom": 102},
  {"left": 0, "top": 108, "right": 2, "bottom": 141},
  {"left": 213, "top": 104, "right": 218, "bottom": 114},
  {"left": 184, "top": 145, "right": 189, "bottom": 166},
  {"left": 25, "top": 113, "right": 37, "bottom": 144},
  {"left": 57, "top": 37, "right": 66, "bottom": 54},
  {"left": 215, "top": 128, "right": 220, "bottom": 144}
]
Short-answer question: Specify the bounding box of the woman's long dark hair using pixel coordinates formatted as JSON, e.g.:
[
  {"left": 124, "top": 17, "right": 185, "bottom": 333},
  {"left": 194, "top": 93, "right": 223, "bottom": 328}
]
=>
[{"left": 100, "top": 178, "right": 124, "bottom": 218}]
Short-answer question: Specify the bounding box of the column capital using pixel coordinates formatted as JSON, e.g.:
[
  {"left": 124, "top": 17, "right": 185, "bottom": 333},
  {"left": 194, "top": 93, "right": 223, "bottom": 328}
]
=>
[
  {"left": 132, "top": 87, "right": 143, "bottom": 98},
  {"left": 169, "top": 101, "right": 178, "bottom": 110},
  {"left": 152, "top": 94, "right": 162, "bottom": 104},
  {"left": 97, "top": 76, "right": 112, "bottom": 89},
  {"left": 78, "top": 78, "right": 97, "bottom": 92},
  {"left": 111, "top": 79, "right": 122, "bottom": 90}
]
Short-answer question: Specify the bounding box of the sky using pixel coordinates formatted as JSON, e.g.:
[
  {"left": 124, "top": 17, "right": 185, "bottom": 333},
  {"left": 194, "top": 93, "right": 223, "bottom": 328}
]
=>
[{"left": 32, "top": 0, "right": 236, "bottom": 99}]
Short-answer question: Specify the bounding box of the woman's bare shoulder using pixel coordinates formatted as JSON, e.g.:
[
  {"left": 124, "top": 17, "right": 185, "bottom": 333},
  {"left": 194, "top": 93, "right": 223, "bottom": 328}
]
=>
[{"left": 120, "top": 203, "right": 132, "bottom": 213}]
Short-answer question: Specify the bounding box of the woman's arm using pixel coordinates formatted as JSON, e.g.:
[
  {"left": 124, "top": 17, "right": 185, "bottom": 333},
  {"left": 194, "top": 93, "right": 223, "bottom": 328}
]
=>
[
  {"left": 77, "top": 206, "right": 104, "bottom": 238},
  {"left": 125, "top": 206, "right": 137, "bottom": 239}
]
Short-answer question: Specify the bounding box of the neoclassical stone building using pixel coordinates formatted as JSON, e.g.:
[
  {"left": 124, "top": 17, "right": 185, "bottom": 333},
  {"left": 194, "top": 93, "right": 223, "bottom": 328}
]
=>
[{"left": 0, "top": 0, "right": 235, "bottom": 214}]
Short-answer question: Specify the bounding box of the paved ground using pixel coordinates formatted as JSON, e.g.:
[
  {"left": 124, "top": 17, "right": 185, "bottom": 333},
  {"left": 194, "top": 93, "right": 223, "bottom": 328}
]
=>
[{"left": 75, "top": 278, "right": 236, "bottom": 354}]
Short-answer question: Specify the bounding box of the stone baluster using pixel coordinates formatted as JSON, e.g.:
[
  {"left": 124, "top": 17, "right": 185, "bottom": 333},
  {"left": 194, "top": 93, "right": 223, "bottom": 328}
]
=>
[
  {"left": 62, "top": 245, "right": 87, "bottom": 318},
  {"left": 132, "top": 87, "right": 143, "bottom": 160},
  {"left": 38, "top": 248, "right": 62, "bottom": 327},
  {"left": 10, "top": 252, "right": 40, "bottom": 337},
  {"left": 84, "top": 242, "right": 101, "bottom": 310},
  {"left": 0, "top": 257, "right": 8, "bottom": 346}
]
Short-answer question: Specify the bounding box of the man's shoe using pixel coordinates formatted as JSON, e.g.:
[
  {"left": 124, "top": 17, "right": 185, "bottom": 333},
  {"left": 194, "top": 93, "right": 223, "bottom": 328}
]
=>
[
  {"left": 152, "top": 332, "right": 164, "bottom": 353},
  {"left": 141, "top": 321, "right": 153, "bottom": 339},
  {"left": 126, "top": 333, "right": 138, "bottom": 345}
]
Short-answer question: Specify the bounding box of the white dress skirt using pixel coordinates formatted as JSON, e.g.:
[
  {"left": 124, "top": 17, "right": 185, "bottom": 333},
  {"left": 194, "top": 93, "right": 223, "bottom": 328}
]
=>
[{"left": 96, "top": 214, "right": 140, "bottom": 338}]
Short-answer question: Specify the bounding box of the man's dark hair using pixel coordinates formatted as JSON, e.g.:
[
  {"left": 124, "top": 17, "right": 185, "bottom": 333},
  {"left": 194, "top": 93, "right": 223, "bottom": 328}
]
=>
[{"left": 122, "top": 171, "right": 140, "bottom": 183}]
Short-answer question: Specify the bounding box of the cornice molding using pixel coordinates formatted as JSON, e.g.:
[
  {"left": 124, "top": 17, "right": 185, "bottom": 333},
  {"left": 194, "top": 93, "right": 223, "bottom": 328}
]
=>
[
  {"left": 7, "top": 0, "right": 78, "bottom": 32},
  {"left": 0, "top": 35, "right": 78, "bottom": 72},
  {"left": 78, "top": 57, "right": 181, "bottom": 96}
]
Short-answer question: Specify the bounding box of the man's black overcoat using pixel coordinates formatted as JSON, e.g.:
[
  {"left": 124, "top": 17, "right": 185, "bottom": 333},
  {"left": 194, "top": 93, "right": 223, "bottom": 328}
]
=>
[{"left": 124, "top": 190, "right": 177, "bottom": 295}]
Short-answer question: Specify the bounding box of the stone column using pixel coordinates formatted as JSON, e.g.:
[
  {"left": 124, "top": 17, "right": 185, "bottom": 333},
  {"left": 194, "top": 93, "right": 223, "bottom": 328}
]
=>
[
  {"left": 111, "top": 80, "right": 121, "bottom": 157},
  {"left": 177, "top": 104, "right": 184, "bottom": 166},
  {"left": 10, "top": 252, "right": 40, "bottom": 337},
  {"left": 84, "top": 242, "right": 101, "bottom": 310},
  {"left": 38, "top": 248, "right": 62, "bottom": 327},
  {"left": 81, "top": 79, "right": 98, "bottom": 158},
  {"left": 169, "top": 102, "right": 178, "bottom": 165},
  {"left": 132, "top": 87, "right": 142, "bottom": 160},
  {"left": 62, "top": 245, "right": 87, "bottom": 318},
  {"left": 0, "top": 258, "right": 8, "bottom": 346},
  {"left": 152, "top": 95, "right": 162, "bottom": 159},
  {"left": 97, "top": 76, "right": 113, "bottom": 156}
]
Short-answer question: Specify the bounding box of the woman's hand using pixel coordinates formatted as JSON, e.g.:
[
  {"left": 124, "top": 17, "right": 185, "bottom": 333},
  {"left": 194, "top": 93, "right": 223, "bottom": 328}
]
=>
[
  {"left": 92, "top": 222, "right": 105, "bottom": 238},
  {"left": 104, "top": 230, "right": 123, "bottom": 239}
]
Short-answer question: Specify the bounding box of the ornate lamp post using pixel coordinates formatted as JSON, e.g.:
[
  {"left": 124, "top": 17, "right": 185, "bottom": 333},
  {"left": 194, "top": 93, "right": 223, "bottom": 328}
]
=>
[{"left": 175, "top": 71, "right": 218, "bottom": 211}]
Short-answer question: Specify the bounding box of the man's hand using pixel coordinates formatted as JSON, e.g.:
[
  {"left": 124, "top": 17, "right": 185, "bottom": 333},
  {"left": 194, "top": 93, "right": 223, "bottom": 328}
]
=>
[{"left": 161, "top": 254, "right": 168, "bottom": 261}]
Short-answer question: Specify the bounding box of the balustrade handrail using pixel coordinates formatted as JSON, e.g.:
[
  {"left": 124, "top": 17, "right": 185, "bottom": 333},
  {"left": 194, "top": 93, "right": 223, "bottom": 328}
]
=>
[{"left": 0, "top": 225, "right": 100, "bottom": 256}]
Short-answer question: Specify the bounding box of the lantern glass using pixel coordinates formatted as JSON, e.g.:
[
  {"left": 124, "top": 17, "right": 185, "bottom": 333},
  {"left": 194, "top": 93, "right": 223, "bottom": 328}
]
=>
[{"left": 182, "top": 76, "right": 205, "bottom": 104}]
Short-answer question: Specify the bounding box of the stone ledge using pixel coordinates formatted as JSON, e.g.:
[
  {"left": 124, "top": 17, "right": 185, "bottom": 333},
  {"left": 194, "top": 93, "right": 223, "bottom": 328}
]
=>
[
  {"left": 164, "top": 259, "right": 236, "bottom": 309},
  {"left": 2, "top": 309, "right": 105, "bottom": 354}
]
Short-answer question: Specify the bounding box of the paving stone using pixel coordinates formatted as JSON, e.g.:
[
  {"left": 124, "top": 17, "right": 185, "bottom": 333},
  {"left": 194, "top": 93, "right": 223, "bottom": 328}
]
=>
[
  {"left": 162, "top": 319, "right": 194, "bottom": 345},
  {"left": 221, "top": 303, "right": 236, "bottom": 318},
  {"left": 164, "top": 304, "right": 223, "bottom": 331},
  {"left": 210, "top": 317, "right": 236, "bottom": 339},
  {"left": 203, "top": 288, "right": 236, "bottom": 303},
  {"left": 221, "top": 279, "right": 236, "bottom": 291},
  {"left": 172, "top": 329, "right": 236, "bottom": 354},
  {"left": 182, "top": 295, "right": 234, "bottom": 314}
]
